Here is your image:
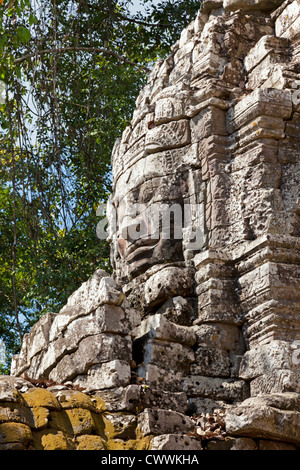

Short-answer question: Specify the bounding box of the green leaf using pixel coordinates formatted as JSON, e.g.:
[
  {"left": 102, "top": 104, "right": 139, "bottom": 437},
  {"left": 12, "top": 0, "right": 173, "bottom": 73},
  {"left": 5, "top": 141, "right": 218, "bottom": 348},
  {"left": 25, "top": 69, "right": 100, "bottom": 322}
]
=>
[
  {"left": 16, "top": 26, "right": 31, "bottom": 44},
  {"left": 29, "top": 14, "right": 38, "bottom": 26}
]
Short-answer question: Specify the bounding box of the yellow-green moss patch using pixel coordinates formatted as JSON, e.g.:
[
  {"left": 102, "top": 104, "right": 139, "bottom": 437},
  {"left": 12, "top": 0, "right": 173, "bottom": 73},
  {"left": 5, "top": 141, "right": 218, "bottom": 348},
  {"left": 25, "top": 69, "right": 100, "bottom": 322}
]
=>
[
  {"left": 22, "top": 388, "right": 61, "bottom": 410},
  {"left": 32, "top": 429, "right": 75, "bottom": 450},
  {"left": 56, "top": 391, "right": 97, "bottom": 411},
  {"left": 65, "top": 408, "right": 94, "bottom": 436},
  {"left": 91, "top": 396, "right": 107, "bottom": 412},
  {"left": 76, "top": 434, "right": 107, "bottom": 450},
  {"left": 0, "top": 422, "right": 32, "bottom": 445},
  {"left": 103, "top": 412, "right": 136, "bottom": 440},
  {"left": 48, "top": 410, "right": 73, "bottom": 435},
  {"left": 106, "top": 438, "right": 137, "bottom": 450},
  {"left": 0, "top": 403, "right": 49, "bottom": 430},
  {"left": 106, "top": 436, "right": 153, "bottom": 451},
  {"left": 91, "top": 412, "right": 106, "bottom": 438}
]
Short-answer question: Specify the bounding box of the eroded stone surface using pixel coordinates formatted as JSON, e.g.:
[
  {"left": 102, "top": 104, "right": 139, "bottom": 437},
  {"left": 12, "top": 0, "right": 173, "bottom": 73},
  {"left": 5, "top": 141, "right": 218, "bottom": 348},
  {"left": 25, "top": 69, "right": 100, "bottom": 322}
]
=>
[{"left": 8, "top": 0, "right": 300, "bottom": 450}]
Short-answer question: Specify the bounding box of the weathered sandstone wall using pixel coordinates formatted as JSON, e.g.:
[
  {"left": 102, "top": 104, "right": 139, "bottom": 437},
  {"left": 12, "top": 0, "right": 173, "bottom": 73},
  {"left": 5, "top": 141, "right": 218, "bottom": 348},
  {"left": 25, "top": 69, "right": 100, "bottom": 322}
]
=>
[{"left": 4, "top": 0, "right": 300, "bottom": 450}]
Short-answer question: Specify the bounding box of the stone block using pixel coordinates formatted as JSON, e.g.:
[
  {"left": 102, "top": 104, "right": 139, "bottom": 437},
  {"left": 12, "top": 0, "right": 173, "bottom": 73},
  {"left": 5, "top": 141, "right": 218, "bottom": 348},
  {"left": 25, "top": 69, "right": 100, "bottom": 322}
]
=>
[
  {"left": 191, "top": 52, "right": 226, "bottom": 83},
  {"left": 151, "top": 433, "right": 203, "bottom": 450},
  {"left": 190, "top": 106, "right": 227, "bottom": 143},
  {"left": 135, "top": 338, "right": 194, "bottom": 374},
  {"left": 169, "top": 55, "right": 192, "bottom": 85},
  {"left": 239, "top": 340, "right": 298, "bottom": 380},
  {"left": 85, "top": 304, "right": 132, "bottom": 335},
  {"left": 244, "top": 35, "right": 289, "bottom": 73},
  {"left": 201, "top": 0, "right": 223, "bottom": 13},
  {"left": 241, "top": 393, "right": 300, "bottom": 411},
  {"left": 225, "top": 403, "right": 300, "bottom": 445},
  {"left": 207, "top": 436, "right": 257, "bottom": 450},
  {"left": 137, "top": 364, "right": 184, "bottom": 392},
  {"left": 190, "top": 347, "right": 231, "bottom": 377},
  {"left": 0, "top": 376, "right": 34, "bottom": 402},
  {"left": 33, "top": 429, "right": 75, "bottom": 450},
  {"left": 187, "top": 397, "right": 229, "bottom": 415},
  {"left": 0, "top": 404, "right": 49, "bottom": 430},
  {"left": 92, "top": 385, "right": 187, "bottom": 414},
  {"left": 15, "top": 312, "right": 56, "bottom": 367},
  {"left": 103, "top": 413, "right": 136, "bottom": 440},
  {"left": 64, "top": 408, "right": 95, "bottom": 436},
  {"left": 58, "top": 270, "right": 123, "bottom": 318},
  {"left": 144, "top": 267, "right": 195, "bottom": 307},
  {"left": 0, "top": 442, "right": 27, "bottom": 450},
  {"left": 258, "top": 440, "right": 297, "bottom": 450},
  {"left": 250, "top": 370, "right": 300, "bottom": 395},
  {"left": 192, "top": 323, "right": 245, "bottom": 353},
  {"left": 156, "top": 296, "right": 195, "bottom": 326},
  {"left": 246, "top": 52, "right": 289, "bottom": 90},
  {"left": 27, "top": 305, "right": 133, "bottom": 379},
  {"left": 54, "top": 390, "right": 96, "bottom": 411},
  {"left": 154, "top": 97, "right": 186, "bottom": 125},
  {"left": 183, "top": 375, "right": 249, "bottom": 402},
  {"left": 22, "top": 388, "right": 61, "bottom": 410},
  {"left": 49, "top": 333, "right": 132, "bottom": 383},
  {"left": 47, "top": 409, "right": 74, "bottom": 435},
  {"left": 133, "top": 313, "right": 196, "bottom": 346},
  {"left": 276, "top": 0, "right": 300, "bottom": 38},
  {"left": 227, "top": 89, "right": 292, "bottom": 134},
  {"left": 76, "top": 434, "right": 107, "bottom": 450},
  {"left": 137, "top": 409, "right": 194, "bottom": 436},
  {"left": 73, "top": 360, "right": 131, "bottom": 392},
  {"left": 0, "top": 422, "right": 32, "bottom": 445}
]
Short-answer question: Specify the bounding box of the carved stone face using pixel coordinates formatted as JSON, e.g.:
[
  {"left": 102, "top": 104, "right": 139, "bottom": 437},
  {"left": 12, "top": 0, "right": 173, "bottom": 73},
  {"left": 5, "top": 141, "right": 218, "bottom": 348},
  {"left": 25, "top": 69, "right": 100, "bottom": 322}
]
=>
[{"left": 109, "top": 148, "right": 196, "bottom": 282}]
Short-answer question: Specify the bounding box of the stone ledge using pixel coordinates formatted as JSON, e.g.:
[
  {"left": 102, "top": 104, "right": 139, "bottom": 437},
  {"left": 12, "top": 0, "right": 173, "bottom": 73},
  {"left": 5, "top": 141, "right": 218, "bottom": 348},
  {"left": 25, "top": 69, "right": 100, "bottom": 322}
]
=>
[{"left": 225, "top": 402, "right": 300, "bottom": 445}]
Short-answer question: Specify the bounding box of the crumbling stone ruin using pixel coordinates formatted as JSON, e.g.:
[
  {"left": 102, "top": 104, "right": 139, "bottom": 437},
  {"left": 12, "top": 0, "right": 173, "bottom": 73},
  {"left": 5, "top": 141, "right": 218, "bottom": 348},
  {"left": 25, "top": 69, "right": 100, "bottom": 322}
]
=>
[{"left": 1, "top": 0, "right": 300, "bottom": 450}]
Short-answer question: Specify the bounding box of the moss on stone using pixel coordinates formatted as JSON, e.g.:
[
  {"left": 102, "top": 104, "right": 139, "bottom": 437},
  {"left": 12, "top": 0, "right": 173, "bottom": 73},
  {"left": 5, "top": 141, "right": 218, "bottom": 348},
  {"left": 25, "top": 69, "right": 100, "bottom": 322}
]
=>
[
  {"left": 91, "top": 412, "right": 106, "bottom": 438},
  {"left": 0, "top": 403, "right": 49, "bottom": 430},
  {"left": 135, "top": 435, "right": 153, "bottom": 450},
  {"left": 103, "top": 412, "right": 136, "bottom": 440},
  {"left": 91, "top": 396, "right": 107, "bottom": 412},
  {"left": 64, "top": 408, "right": 94, "bottom": 436},
  {"left": 106, "top": 438, "right": 137, "bottom": 450},
  {"left": 0, "top": 422, "right": 33, "bottom": 445},
  {"left": 106, "top": 436, "right": 153, "bottom": 450},
  {"left": 0, "top": 442, "right": 27, "bottom": 450},
  {"left": 56, "top": 391, "right": 97, "bottom": 411},
  {"left": 22, "top": 388, "right": 61, "bottom": 410},
  {"left": 0, "top": 403, "right": 28, "bottom": 425},
  {"left": 48, "top": 410, "right": 73, "bottom": 435},
  {"left": 76, "top": 434, "right": 107, "bottom": 450},
  {"left": 32, "top": 429, "right": 75, "bottom": 450},
  {"left": 29, "top": 407, "right": 49, "bottom": 430}
]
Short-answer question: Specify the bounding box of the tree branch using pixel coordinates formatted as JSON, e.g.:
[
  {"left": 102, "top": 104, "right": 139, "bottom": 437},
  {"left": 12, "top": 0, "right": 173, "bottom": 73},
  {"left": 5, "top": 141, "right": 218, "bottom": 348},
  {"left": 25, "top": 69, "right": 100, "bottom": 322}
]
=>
[
  {"left": 83, "top": 2, "right": 171, "bottom": 27},
  {"left": 14, "top": 46, "right": 151, "bottom": 72},
  {"left": 117, "top": 13, "right": 171, "bottom": 28}
]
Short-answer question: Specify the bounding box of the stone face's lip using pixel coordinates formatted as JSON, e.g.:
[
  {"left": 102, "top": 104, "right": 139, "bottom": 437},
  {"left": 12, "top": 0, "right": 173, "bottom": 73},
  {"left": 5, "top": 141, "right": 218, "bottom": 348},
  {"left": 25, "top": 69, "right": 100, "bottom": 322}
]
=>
[
  {"left": 125, "top": 238, "right": 160, "bottom": 258},
  {"left": 126, "top": 242, "right": 159, "bottom": 261}
]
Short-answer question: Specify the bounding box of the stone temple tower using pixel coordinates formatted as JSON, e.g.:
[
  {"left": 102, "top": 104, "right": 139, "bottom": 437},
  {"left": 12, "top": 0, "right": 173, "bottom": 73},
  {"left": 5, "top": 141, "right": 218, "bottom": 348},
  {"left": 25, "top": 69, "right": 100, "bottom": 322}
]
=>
[{"left": 7, "top": 0, "right": 300, "bottom": 450}]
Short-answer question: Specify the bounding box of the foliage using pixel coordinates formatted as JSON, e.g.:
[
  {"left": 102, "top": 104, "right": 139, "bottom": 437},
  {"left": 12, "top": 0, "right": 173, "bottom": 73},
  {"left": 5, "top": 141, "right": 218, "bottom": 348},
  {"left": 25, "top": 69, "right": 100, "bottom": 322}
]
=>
[{"left": 0, "top": 0, "right": 201, "bottom": 370}]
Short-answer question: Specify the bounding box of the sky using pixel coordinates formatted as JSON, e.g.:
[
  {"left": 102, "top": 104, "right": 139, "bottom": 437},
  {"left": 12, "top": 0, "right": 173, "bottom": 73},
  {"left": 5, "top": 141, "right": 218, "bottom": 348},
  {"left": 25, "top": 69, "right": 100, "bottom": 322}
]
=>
[{"left": 129, "top": 0, "right": 160, "bottom": 14}]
